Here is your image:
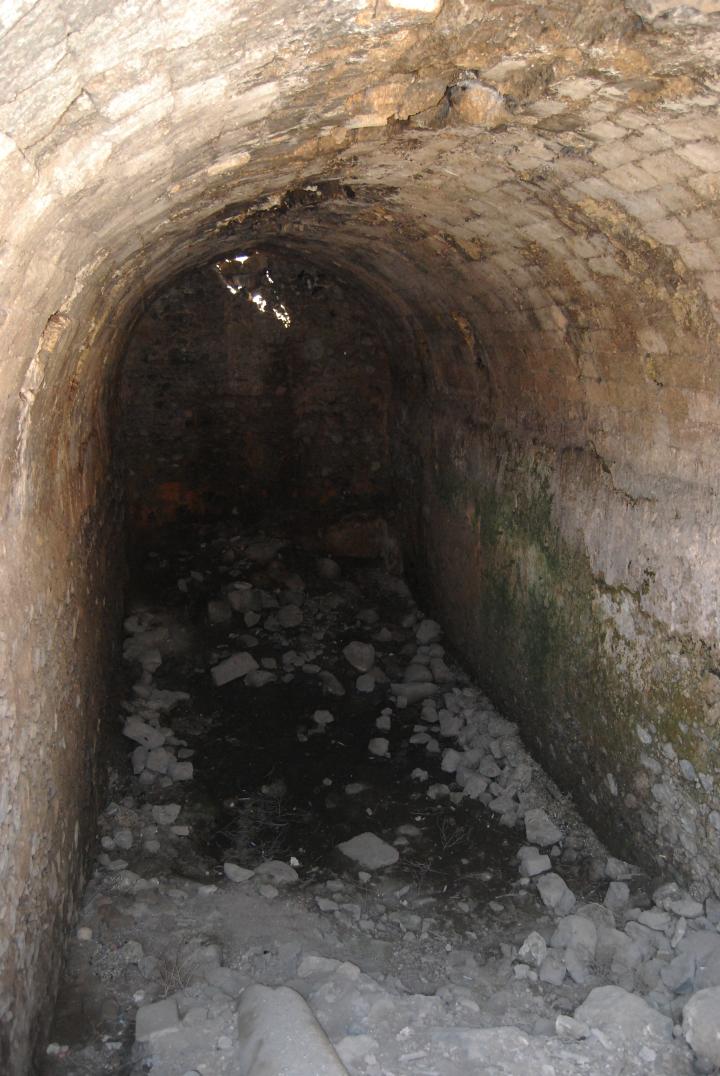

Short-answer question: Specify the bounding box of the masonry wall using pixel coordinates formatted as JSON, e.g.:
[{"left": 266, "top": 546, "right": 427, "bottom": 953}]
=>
[{"left": 119, "top": 259, "right": 393, "bottom": 536}]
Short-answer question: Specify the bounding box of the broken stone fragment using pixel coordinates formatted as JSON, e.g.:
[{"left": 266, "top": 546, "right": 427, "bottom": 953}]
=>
[
  {"left": 336, "top": 832, "right": 400, "bottom": 869},
  {"left": 368, "top": 737, "right": 389, "bottom": 757},
  {"left": 551, "top": 914, "right": 597, "bottom": 959},
  {"left": 168, "top": 760, "right": 193, "bottom": 781},
  {"left": 604, "top": 880, "right": 630, "bottom": 912},
  {"left": 605, "top": 855, "right": 638, "bottom": 881},
  {"left": 415, "top": 619, "right": 441, "bottom": 644},
  {"left": 404, "top": 662, "right": 433, "bottom": 683},
  {"left": 131, "top": 745, "right": 148, "bottom": 774},
  {"left": 518, "top": 931, "right": 548, "bottom": 968},
  {"left": 524, "top": 808, "right": 563, "bottom": 847},
  {"left": 254, "top": 860, "right": 299, "bottom": 885},
  {"left": 135, "top": 997, "right": 181, "bottom": 1042},
  {"left": 519, "top": 849, "right": 551, "bottom": 877},
  {"left": 151, "top": 803, "right": 181, "bottom": 825},
  {"left": 356, "top": 672, "right": 375, "bottom": 693},
  {"left": 537, "top": 873, "right": 576, "bottom": 915},
  {"left": 539, "top": 952, "right": 567, "bottom": 985},
  {"left": 145, "top": 746, "right": 173, "bottom": 774},
  {"left": 211, "top": 651, "right": 259, "bottom": 685},
  {"left": 574, "top": 985, "right": 672, "bottom": 1044},
  {"left": 319, "top": 670, "right": 346, "bottom": 696},
  {"left": 683, "top": 986, "right": 720, "bottom": 1064},
  {"left": 441, "top": 748, "right": 461, "bottom": 773},
  {"left": 123, "top": 716, "right": 165, "bottom": 749},
  {"left": 224, "top": 863, "right": 255, "bottom": 883},
  {"left": 343, "top": 640, "right": 375, "bottom": 671},
  {"left": 236, "top": 984, "right": 349, "bottom": 1075}
]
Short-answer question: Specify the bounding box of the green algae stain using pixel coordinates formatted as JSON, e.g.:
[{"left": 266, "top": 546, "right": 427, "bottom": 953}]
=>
[{"left": 429, "top": 451, "right": 715, "bottom": 867}]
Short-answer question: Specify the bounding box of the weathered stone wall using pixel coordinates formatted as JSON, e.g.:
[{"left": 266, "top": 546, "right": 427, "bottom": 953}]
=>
[
  {"left": 118, "top": 258, "right": 392, "bottom": 534},
  {"left": 0, "top": 319, "right": 125, "bottom": 1072},
  {"left": 1, "top": 0, "right": 720, "bottom": 1069}
]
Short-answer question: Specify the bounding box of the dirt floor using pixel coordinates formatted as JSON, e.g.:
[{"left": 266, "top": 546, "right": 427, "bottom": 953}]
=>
[{"left": 42, "top": 522, "right": 713, "bottom": 1075}]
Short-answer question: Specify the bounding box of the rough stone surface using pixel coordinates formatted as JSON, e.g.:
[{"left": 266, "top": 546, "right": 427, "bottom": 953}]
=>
[
  {"left": 236, "top": 984, "right": 349, "bottom": 1075},
  {"left": 525, "top": 809, "right": 563, "bottom": 848},
  {"left": 683, "top": 987, "right": 720, "bottom": 1064},
  {"left": 575, "top": 986, "right": 673, "bottom": 1043},
  {"left": 135, "top": 998, "right": 181, "bottom": 1043},
  {"left": 537, "top": 874, "right": 576, "bottom": 916},
  {"left": 211, "top": 652, "right": 260, "bottom": 686},
  {"left": 337, "top": 833, "right": 400, "bottom": 870}
]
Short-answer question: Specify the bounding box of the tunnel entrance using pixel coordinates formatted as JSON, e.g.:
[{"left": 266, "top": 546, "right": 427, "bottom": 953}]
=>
[{"left": 117, "top": 249, "right": 397, "bottom": 543}]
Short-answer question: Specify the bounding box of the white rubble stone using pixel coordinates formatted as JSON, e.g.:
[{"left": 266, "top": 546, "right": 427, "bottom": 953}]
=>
[
  {"left": 520, "top": 850, "right": 552, "bottom": 877},
  {"left": 356, "top": 673, "right": 376, "bottom": 693},
  {"left": 441, "top": 748, "right": 462, "bottom": 773},
  {"left": 669, "top": 897, "right": 704, "bottom": 919},
  {"left": 211, "top": 651, "right": 259, "bottom": 685},
  {"left": 135, "top": 998, "right": 181, "bottom": 1042},
  {"left": 123, "top": 717, "right": 165, "bottom": 749},
  {"left": 524, "top": 808, "right": 563, "bottom": 847},
  {"left": 555, "top": 1015, "right": 589, "bottom": 1040},
  {"left": 368, "top": 737, "right": 389, "bottom": 756},
  {"left": 539, "top": 952, "right": 567, "bottom": 985},
  {"left": 146, "top": 747, "right": 173, "bottom": 773},
  {"left": 224, "top": 863, "right": 255, "bottom": 883},
  {"left": 343, "top": 641, "right": 375, "bottom": 671},
  {"left": 575, "top": 985, "right": 672, "bottom": 1043},
  {"left": 537, "top": 873, "right": 576, "bottom": 915},
  {"left": 131, "top": 745, "right": 148, "bottom": 774},
  {"left": 518, "top": 931, "right": 548, "bottom": 967},
  {"left": 255, "top": 860, "right": 299, "bottom": 885},
  {"left": 462, "top": 774, "right": 489, "bottom": 799},
  {"left": 430, "top": 657, "right": 453, "bottom": 682},
  {"left": 168, "top": 760, "right": 193, "bottom": 781},
  {"left": 605, "top": 855, "right": 638, "bottom": 880},
  {"left": 151, "top": 803, "right": 181, "bottom": 825},
  {"left": 236, "top": 984, "right": 349, "bottom": 1075},
  {"left": 416, "top": 618, "right": 442, "bottom": 644},
  {"left": 683, "top": 986, "right": 720, "bottom": 1064},
  {"left": 604, "top": 880, "right": 630, "bottom": 912},
  {"left": 551, "top": 914, "right": 597, "bottom": 958},
  {"left": 404, "top": 662, "right": 433, "bottom": 682},
  {"left": 319, "top": 671, "right": 346, "bottom": 696},
  {"left": 337, "top": 832, "right": 400, "bottom": 869}
]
